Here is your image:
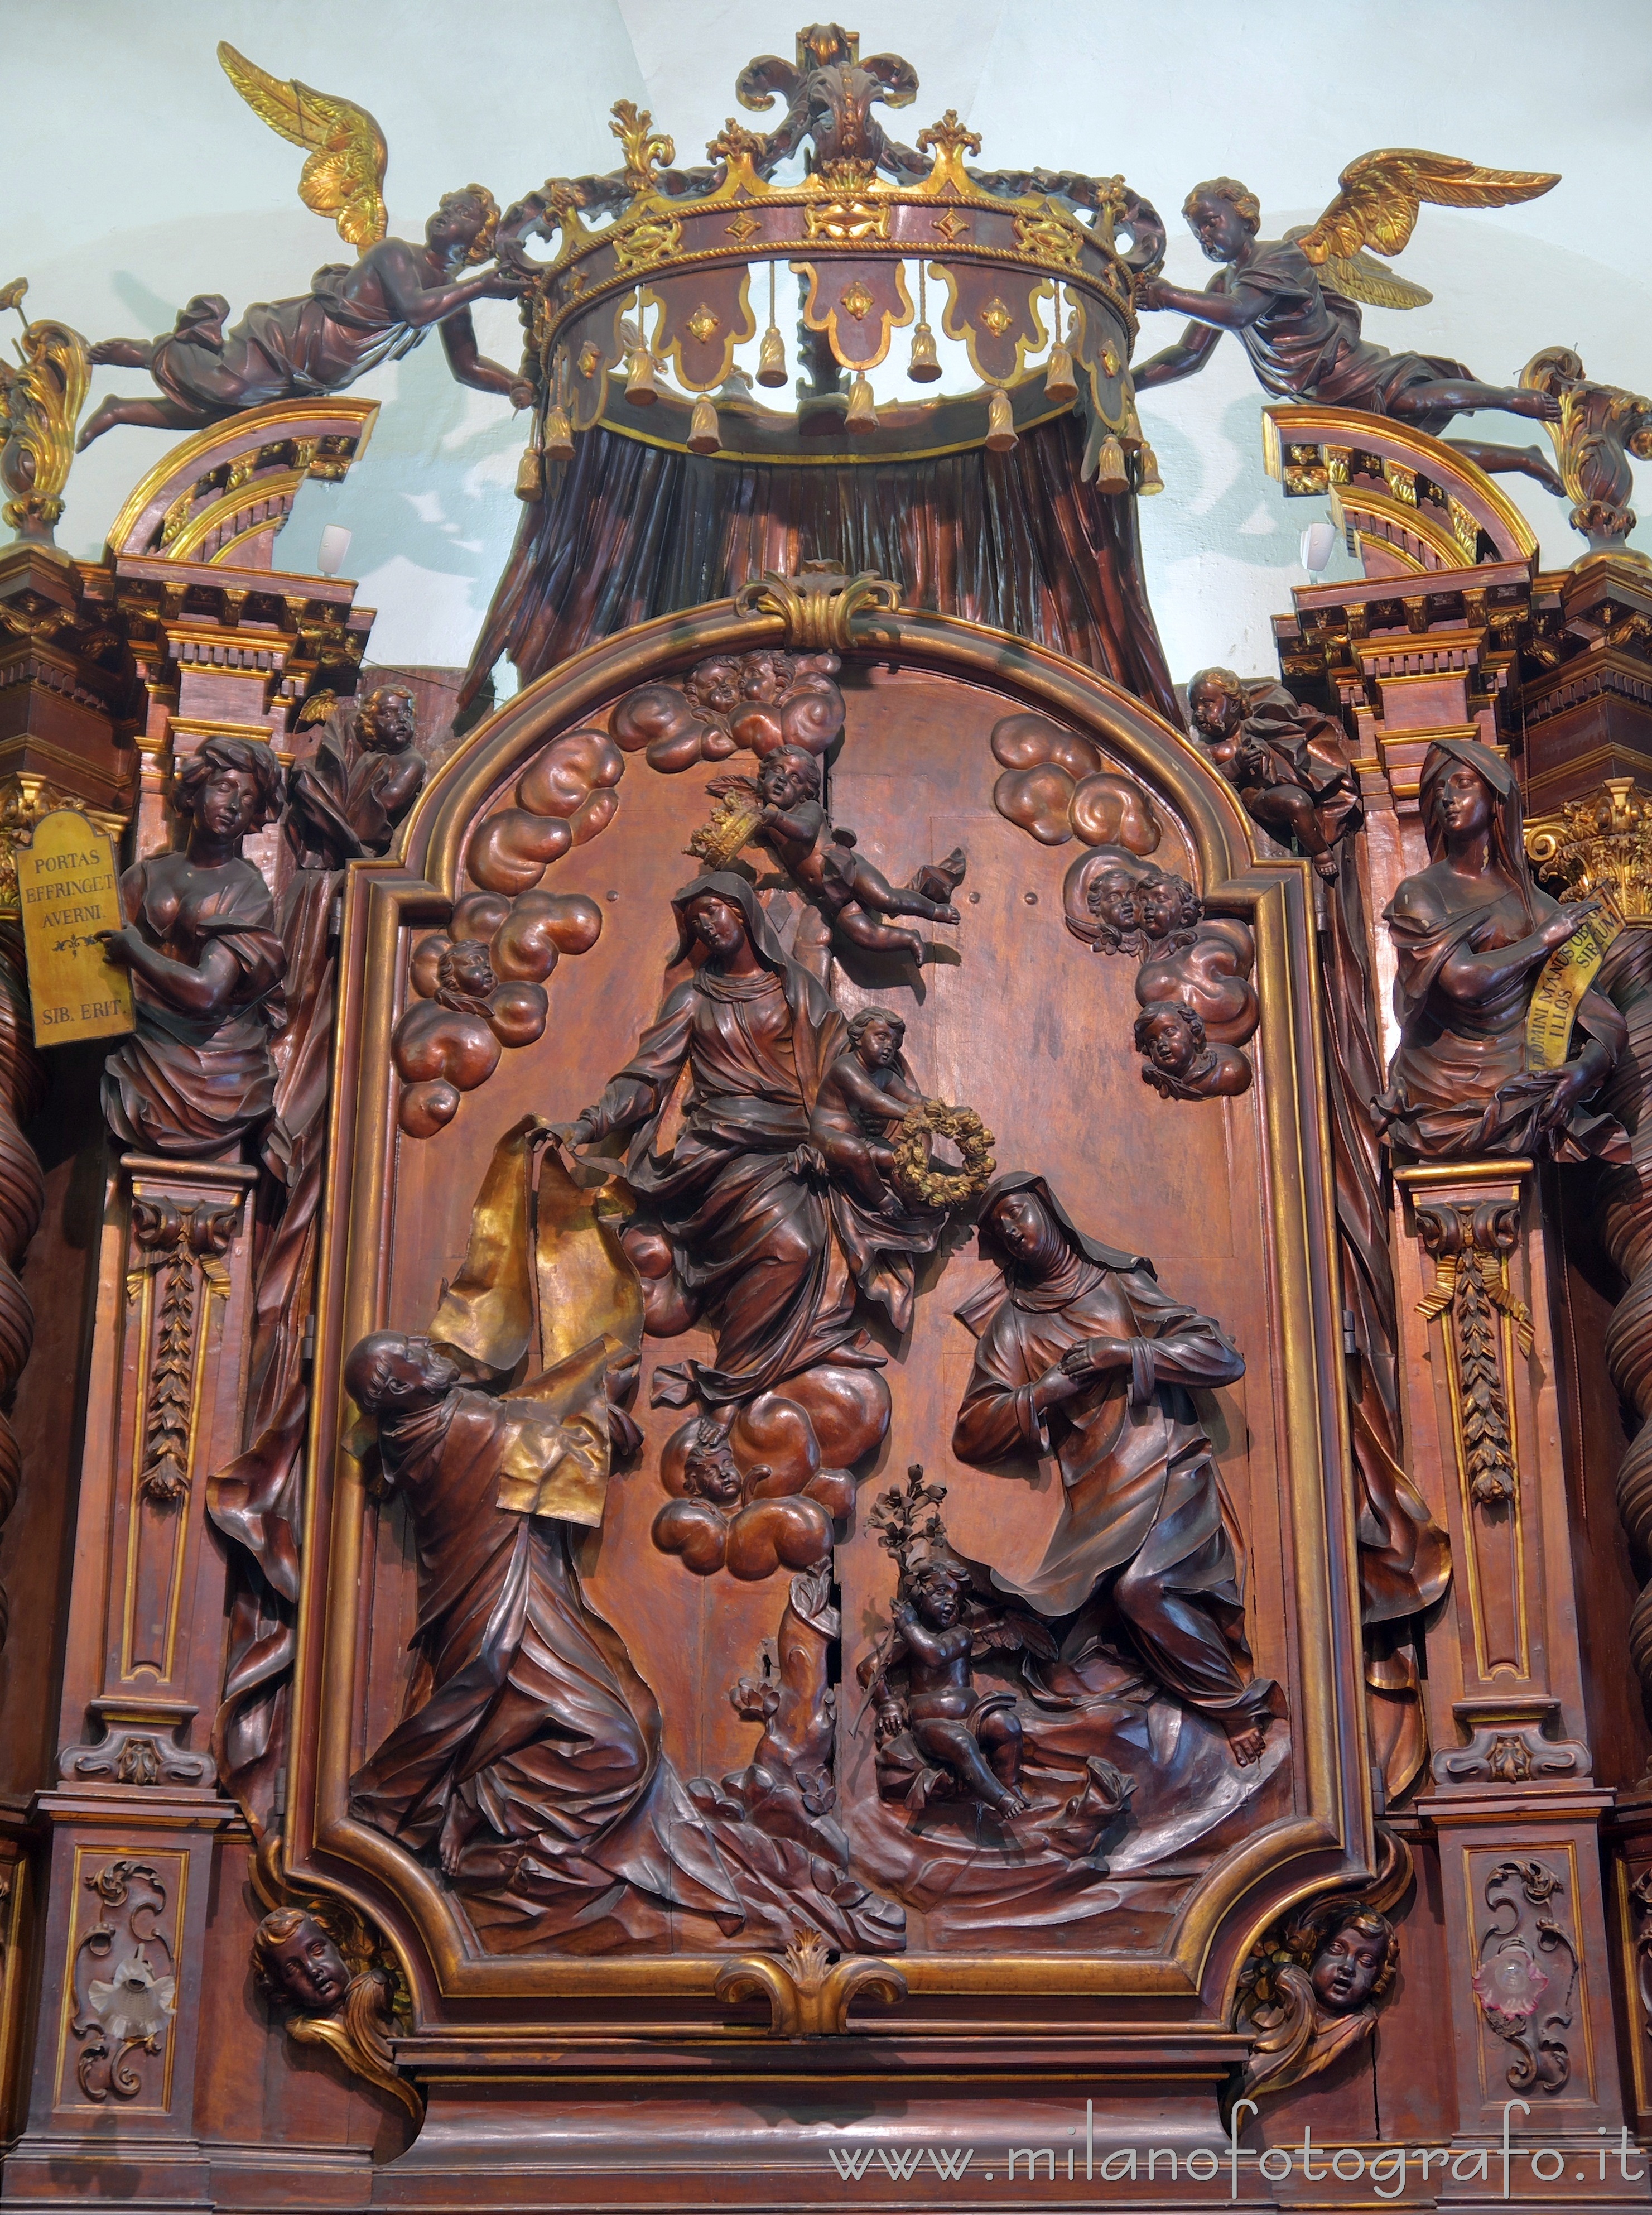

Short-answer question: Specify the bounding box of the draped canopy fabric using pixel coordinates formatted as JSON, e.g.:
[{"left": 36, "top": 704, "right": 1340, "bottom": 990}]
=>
[{"left": 461, "top": 409, "right": 1179, "bottom": 721}]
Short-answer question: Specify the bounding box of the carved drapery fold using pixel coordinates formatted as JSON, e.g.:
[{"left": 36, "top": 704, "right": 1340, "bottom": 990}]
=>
[{"left": 460, "top": 411, "right": 1179, "bottom": 723}]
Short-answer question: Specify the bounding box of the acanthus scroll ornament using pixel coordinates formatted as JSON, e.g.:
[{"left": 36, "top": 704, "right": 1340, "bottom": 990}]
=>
[
  {"left": 71, "top": 1860, "right": 178, "bottom": 2104},
  {"left": 1414, "top": 1198, "right": 1531, "bottom": 1509},
  {"left": 0, "top": 278, "right": 91, "bottom": 542},
  {"left": 731, "top": 565, "right": 900, "bottom": 655},
  {"left": 712, "top": 1925, "right": 907, "bottom": 2041},
  {"left": 1526, "top": 776, "right": 1652, "bottom": 926},
  {"left": 1472, "top": 1858, "right": 1579, "bottom": 2096}
]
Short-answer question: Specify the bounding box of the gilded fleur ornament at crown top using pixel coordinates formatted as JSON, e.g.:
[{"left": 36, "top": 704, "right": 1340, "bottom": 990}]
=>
[
  {"left": 917, "top": 109, "right": 982, "bottom": 196},
  {"left": 705, "top": 119, "right": 771, "bottom": 204},
  {"left": 1527, "top": 776, "right": 1652, "bottom": 925},
  {"left": 610, "top": 100, "right": 675, "bottom": 198}
]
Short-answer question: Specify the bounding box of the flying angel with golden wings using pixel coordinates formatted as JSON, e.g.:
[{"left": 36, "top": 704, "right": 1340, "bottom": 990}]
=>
[
  {"left": 79, "top": 44, "right": 528, "bottom": 449},
  {"left": 1135, "top": 150, "right": 1565, "bottom": 491}
]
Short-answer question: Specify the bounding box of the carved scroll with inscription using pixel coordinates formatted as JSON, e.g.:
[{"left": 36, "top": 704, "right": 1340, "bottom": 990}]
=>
[{"left": 16, "top": 808, "right": 131, "bottom": 1045}]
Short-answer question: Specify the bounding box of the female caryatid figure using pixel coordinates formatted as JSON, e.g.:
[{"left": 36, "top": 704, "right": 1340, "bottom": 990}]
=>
[
  {"left": 564, "top": 873, "right": 890, "bottom": 1415},
  {"left": 1375, "top": 738, "right": 1628, "bottom": 1162},
  {"left": 952, "top": 1173, "right": 1276, "bottom": 1766},
  {"left": 99, "top": 736, "right": 287, "bottom": 1160}
]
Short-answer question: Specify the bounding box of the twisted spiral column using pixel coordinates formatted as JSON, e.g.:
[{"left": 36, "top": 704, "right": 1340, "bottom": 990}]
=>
[
  {"left": 0, "top": 918, "right": 45, "bottom": 1654},
  {"left": 1597, "top": 931, "right": 1652, "bottom": 1703}
]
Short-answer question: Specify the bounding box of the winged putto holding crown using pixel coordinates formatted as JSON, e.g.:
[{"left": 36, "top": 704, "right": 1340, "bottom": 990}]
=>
[
  {"left": 1134, "top": 148, "right": 1566, "bottom": 489},
  {"left": 78, "top": 44, "right": 528, "bottom": 448}
]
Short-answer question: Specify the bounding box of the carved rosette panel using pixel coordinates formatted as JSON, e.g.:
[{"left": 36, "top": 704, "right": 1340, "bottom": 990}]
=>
[
  {"left": 1471, "top": 1857, "right": 1583, "bottom": 2098},
  {"left": 59, "top": 1853, "right": 182, "bottom": 2110}
]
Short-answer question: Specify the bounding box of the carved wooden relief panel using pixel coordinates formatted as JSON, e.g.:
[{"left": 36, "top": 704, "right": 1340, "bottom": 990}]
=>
[{"left": 290, "top": 597, "right": 1364, "bottom": 2042}]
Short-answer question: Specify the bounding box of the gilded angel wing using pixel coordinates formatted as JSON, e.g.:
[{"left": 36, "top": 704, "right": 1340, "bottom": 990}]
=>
[
  {"left": 1295, "top": 148, "right": 1559, "bottom": 267},
  {"left": 1283, "top": 227, "right": 1432, "bottom": 310},
  {"left": 217, "top": 41, "right": 389, "bottom": 250}
]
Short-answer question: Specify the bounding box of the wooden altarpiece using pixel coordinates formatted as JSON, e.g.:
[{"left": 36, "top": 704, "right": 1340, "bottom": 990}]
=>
[{"left": 283, "top": 577, "right": 1364, "bottom": 2187}]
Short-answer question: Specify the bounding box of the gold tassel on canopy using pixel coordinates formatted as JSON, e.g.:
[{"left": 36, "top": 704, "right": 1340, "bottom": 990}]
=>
[
  {"left": 757, "top": 261, "right": 787, "bottom": 388},
  {"left": 985, "top": 386, "right": 1017, "bottom": 453},
  {"left": 908, "top": 260, "right": 941, "bottom": 383},
  {"left": 687, "top": 395, "right": 721, "bottom": 454},
  {"left": 845, "top": 372, "right": 879, "bottom": 434}
]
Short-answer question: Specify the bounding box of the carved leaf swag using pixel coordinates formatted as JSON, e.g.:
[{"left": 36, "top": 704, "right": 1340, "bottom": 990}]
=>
[
  {"left": 249, "top": 1832, "right": 419, "bottom": 2118},
  {"left": 1473, "top": 1858, "right": 1579, "bottom": 2095},
  {"left": 1234, "top": 1829, "right": 1409, "bottom": 2101},
  {"left": 128, "top": 1198, "right": 239, "bottom": 1504},
  {"left": 712, "top": 1925, "right": 907, "bottom": 2040},
  {"left": 71, "top": 1860, "right": 177, "bottom": 2103},
  {"left": 1415, "top": 1200, "right": 1532, "bottom": 1509}
]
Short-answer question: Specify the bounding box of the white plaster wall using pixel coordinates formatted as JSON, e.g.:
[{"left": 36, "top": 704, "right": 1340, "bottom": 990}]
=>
[{"left": 8, "top": 1, "right": 1651, "bottom": 689}]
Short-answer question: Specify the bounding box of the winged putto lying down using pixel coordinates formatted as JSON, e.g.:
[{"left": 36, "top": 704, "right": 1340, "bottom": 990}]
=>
[
  {"left": 1134, "top": 148, "right": 1567, "bottom": 490},
  {"left": 77, "top": 44, "right": 528, "bottom": 448}
]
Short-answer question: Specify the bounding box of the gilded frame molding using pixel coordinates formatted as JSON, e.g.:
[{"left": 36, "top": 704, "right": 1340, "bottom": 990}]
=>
[{"left": 288, "top": 597, "right": 1370, "bottom": 2030}]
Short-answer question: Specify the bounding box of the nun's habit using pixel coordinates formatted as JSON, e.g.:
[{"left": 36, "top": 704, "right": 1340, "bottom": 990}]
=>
[{"left": 952, "top": 1172, "right": 1275, "bottom": 1732}]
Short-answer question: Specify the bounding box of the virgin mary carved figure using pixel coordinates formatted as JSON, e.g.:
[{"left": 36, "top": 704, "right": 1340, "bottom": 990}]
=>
[
  {"left": 1375, "top": 738, "right": 1627, "bottom": 1162},
  {"left": 564, "top": 873, "right": 917, "bottom": 1415}
]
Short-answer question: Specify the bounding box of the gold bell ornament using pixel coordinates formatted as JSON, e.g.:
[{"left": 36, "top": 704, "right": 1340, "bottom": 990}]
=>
[
  {"left": 1135, "top": 441, "right": 1164, "bottom": 495},
  {"left": 756, "top": 263, "right": 788, "bottom": 388},
  {"left": 1094, "top": 434, "right": 1129, "bottom": 493},
  {"left": 908, "top": 261, "right": 941, "bottom": 382},
  {"left": 985, "top": 385, "right": 1018, "bottom": 454},
  {"left": 845, "top": 372, "right": 879, "bottom": 435},
  {"left": 687, "top": 394, "right": 722, "bottom": 455}
]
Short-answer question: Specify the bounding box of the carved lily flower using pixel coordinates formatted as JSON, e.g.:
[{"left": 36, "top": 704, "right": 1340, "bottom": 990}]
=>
[{"left": 86, "top": 1953, "right": 177, "bottom": 2042}]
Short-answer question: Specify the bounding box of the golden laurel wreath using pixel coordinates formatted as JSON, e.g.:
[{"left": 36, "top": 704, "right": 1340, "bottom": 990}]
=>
[{"left": 889, "top": 1099, "right": 996, "bottom": 1208}]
